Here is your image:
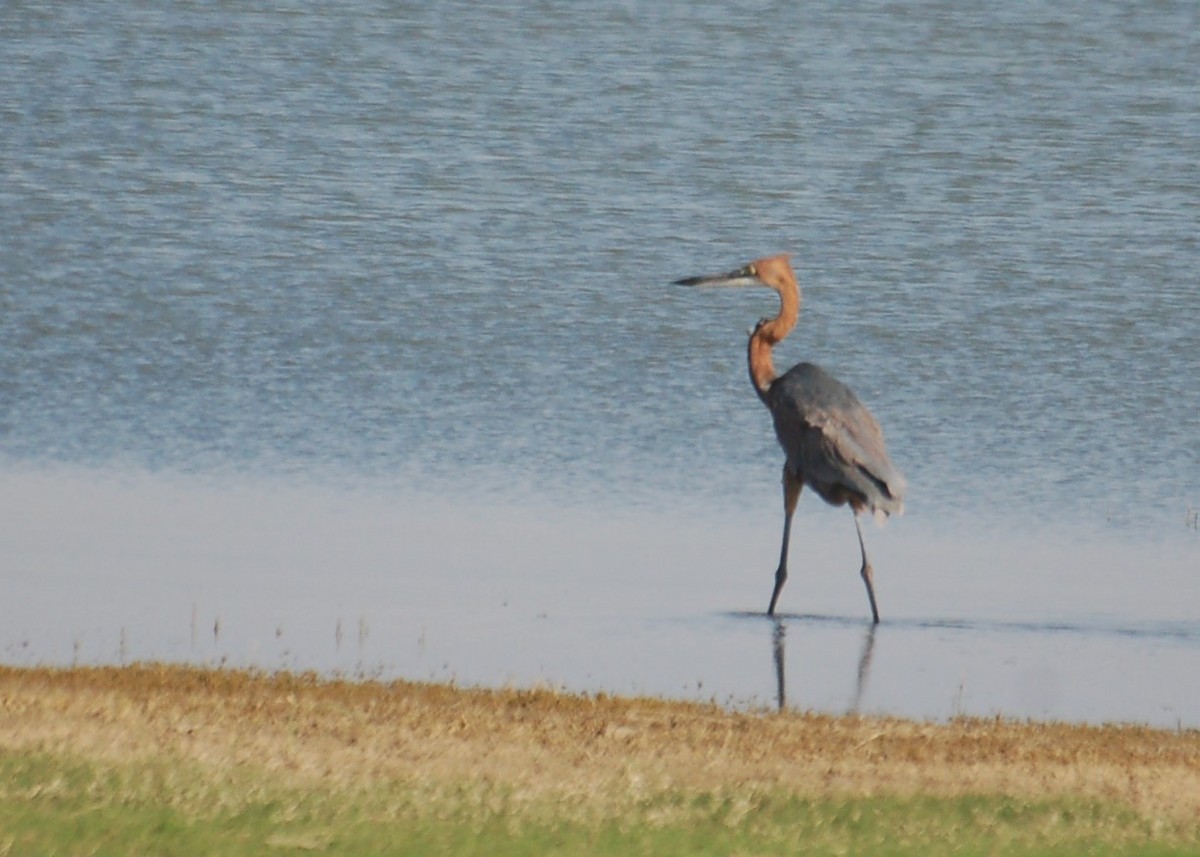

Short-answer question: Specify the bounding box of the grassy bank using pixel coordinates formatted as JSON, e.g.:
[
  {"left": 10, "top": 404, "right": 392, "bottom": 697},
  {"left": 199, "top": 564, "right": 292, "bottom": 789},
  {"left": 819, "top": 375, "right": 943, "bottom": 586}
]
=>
[{"left": 1, "top": 665, "right": 1198, "bottom": 855}]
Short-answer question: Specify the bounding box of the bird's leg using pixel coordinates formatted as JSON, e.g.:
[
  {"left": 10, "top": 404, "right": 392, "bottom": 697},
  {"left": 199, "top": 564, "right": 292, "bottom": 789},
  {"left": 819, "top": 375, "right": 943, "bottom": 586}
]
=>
[
  {"left": 768, "top": 469, "right": 802, "bottom": 616},
  {"left": 854, "top": 512, "right": 881, "bottom": 625}
]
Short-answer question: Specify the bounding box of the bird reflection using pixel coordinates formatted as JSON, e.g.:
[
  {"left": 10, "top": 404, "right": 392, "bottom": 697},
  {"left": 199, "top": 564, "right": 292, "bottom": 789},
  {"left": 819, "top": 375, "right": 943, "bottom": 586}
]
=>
[
  {"left": 771, "top": 619, "right": 877, "bottom": 713},
  {"left": 850, "top": 624, "right": 877, "bottom": 713},
  {"left": 772, "top": 619, "right": 788, "bottom": 709}
]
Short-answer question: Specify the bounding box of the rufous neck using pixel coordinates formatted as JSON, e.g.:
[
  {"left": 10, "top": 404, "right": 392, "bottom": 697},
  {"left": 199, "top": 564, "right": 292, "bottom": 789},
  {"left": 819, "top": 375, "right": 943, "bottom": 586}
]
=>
[{"left": 747, "top": 283, "right": 800, "bottom": 398}]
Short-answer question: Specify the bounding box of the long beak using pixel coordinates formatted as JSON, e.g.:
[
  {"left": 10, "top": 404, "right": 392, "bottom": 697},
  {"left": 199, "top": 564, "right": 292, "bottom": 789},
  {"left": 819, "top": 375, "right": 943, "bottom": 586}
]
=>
[{"left": 673, "top": 266, "right": 761, "bottom": 288}]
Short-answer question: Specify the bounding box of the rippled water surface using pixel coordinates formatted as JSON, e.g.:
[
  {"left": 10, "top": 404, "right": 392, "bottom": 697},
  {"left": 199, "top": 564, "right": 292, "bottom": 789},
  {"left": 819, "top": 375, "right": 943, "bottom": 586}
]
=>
[{"left": 2, "top": 2, "right": 1198, "bottom": 725}]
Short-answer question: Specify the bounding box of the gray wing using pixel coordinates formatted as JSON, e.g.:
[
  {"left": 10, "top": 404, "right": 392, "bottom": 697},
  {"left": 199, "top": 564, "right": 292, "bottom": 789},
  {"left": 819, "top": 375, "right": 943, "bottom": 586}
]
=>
[{"left": 767, "top": 362, "right": 906, "bottom": 515}]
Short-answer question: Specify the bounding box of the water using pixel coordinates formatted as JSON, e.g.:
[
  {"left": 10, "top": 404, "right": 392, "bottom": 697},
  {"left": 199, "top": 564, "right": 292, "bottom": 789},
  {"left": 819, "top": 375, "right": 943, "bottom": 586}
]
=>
[{"left": 2, "top": 2, "right": 1198, "bottom": 726}]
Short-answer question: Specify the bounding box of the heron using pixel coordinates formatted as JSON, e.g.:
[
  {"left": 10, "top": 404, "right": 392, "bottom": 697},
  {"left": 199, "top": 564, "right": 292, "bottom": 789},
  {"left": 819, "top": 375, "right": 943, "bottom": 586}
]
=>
[{"left": 675, "top": 254, "right": 905, "bottom": 623}]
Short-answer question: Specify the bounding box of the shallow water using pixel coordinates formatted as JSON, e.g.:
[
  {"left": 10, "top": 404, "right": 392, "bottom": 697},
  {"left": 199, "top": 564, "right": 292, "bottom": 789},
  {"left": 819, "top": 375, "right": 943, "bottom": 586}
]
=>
[
  {"left": 2, "top": 2, "right": 1198, "bottom": 725},
  {"left": 3, "top": 469, "right": 1198, "bottom": 727}
]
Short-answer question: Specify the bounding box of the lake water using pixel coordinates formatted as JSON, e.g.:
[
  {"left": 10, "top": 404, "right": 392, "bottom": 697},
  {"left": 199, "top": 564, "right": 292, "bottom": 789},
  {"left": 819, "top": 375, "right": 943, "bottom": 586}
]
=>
[{"left": 2, "top": 1, "right": 1198, "bottom": 727}]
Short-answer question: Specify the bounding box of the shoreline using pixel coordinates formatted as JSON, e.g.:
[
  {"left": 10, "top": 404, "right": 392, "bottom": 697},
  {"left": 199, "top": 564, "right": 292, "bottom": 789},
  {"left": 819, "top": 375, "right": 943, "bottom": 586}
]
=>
[{"left": 3, "top": 663, "right": 1199, "bottom": 824}]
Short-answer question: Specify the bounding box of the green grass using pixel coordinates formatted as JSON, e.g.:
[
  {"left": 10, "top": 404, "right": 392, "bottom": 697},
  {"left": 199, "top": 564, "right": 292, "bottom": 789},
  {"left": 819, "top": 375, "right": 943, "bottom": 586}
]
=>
[{"left": 0, "top": 749, "right": 1193, "bottom": 857}]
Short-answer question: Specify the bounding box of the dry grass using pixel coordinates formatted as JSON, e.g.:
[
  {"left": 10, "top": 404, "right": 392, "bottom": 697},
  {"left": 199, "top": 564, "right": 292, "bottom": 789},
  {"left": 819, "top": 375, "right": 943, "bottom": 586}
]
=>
[{"left": 2, "top": 663, "right": 1199, "bottom": 831}]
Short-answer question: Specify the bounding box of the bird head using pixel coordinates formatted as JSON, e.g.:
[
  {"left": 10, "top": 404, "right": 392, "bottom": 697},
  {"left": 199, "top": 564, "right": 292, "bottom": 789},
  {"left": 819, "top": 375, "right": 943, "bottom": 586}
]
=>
[{"left": 673, "top": 254, "right": 795, "bottom": 294}]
